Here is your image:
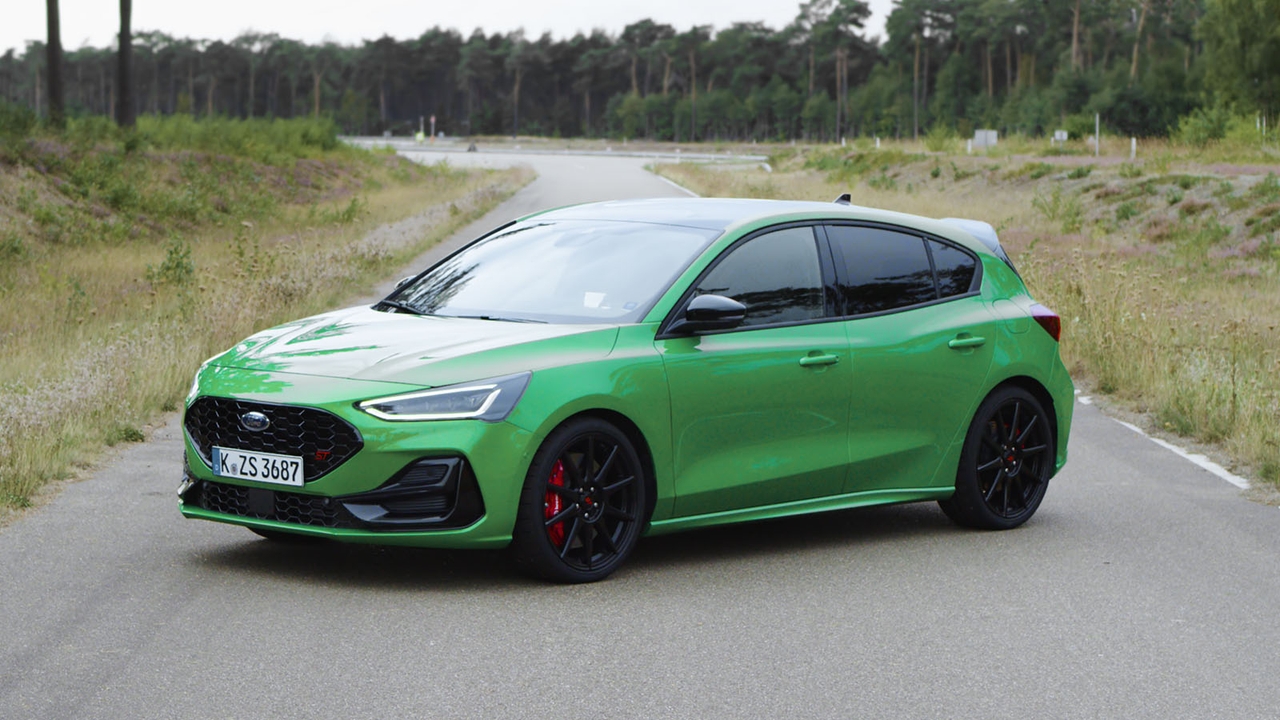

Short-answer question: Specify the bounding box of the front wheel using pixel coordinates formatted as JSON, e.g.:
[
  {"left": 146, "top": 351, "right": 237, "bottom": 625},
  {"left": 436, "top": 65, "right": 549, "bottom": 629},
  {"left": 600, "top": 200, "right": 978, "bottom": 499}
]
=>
[
  {"left": 511, "top": 418, "right": 647, "bottom": 583},
  {"left": 939, "top": 386, "right": 1055, "bottom": 530}
]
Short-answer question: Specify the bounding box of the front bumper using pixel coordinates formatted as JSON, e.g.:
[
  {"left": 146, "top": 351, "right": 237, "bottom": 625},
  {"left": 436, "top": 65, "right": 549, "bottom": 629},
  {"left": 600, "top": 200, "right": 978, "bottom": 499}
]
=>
[
  {"left": 181, "top": 455, "right": 485, "bottom": 528},
  {"left": 178, "top": 368, "right": 537, "bottom": 548}
]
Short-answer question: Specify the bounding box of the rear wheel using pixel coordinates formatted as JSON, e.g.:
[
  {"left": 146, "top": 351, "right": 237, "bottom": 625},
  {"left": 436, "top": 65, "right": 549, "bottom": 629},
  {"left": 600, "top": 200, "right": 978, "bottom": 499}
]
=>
[
  {"left": 511, "top": 418, "right": 647, "bottom": 583},
  {"left": 939, "top": 386, "right": 1054, "bottom": 530}
]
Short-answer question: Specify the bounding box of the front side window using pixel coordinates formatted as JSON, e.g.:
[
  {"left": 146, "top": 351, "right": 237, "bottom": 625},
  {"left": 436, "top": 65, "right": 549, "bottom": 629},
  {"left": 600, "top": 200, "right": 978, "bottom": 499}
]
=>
[
  {"left": 826, "top": 225, "right": 937, "bottom": 315},
  {"left": 694, "top": 226, "right": 824, "bottom": 328}
]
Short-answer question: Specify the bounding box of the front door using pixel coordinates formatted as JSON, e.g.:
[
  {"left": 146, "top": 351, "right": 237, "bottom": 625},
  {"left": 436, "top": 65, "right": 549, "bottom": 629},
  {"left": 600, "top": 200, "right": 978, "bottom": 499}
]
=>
[{"left": 658, "top": 225, "right": 852, "bottom": 517}]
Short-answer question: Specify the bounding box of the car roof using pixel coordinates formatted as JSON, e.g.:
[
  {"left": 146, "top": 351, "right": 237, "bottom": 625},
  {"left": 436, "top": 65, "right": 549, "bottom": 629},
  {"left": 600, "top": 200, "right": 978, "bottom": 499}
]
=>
[{"left": 522, "top": 198, "right": 992, "bottom": 257}]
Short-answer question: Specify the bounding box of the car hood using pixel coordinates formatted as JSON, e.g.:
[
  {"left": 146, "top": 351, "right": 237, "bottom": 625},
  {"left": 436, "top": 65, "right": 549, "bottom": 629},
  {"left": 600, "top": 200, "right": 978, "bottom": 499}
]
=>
[{"left": 209, "top": 305, "right": 622, "bottom": 387}]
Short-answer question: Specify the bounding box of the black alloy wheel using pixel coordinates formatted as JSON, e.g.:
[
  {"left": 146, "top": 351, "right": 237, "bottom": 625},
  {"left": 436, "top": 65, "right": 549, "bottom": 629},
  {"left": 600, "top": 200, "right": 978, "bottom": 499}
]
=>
[
  {"left": 939, "top": 386, "right": 1054, "bottom": 530},
  {"left": 512, "top": 418, "right": 647, "bottom": 583}
]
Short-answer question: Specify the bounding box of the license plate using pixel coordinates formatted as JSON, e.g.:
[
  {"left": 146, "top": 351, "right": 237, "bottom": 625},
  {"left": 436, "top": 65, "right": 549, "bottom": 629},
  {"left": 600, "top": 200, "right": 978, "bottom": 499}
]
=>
[{"left": 211, "top": 447, "right": 304, "bottom": 487}]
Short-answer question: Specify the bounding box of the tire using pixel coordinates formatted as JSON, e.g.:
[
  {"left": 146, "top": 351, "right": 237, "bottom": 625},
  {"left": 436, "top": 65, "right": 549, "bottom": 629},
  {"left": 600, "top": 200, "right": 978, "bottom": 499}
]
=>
[
  {"left": 939, "top": 385, "right": 1054, "bottom": 530},
  {"left": 249, "top": 527, "right": 325, "bottom": 543},
  {"left": 511, "top": 417, "right": 648, "bottom": 583}
]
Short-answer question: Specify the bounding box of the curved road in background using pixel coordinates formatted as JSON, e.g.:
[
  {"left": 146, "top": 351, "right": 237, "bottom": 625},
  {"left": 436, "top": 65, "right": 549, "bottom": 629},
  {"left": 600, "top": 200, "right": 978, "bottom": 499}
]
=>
[{"left": 2, "top": 149, "right": 1279, "bottom": 719}]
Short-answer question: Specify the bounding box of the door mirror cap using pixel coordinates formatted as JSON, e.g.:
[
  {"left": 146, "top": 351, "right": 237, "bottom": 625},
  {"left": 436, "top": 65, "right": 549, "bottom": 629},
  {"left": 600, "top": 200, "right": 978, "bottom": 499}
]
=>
[{"left": 669, "top": 294, "right": 747, "bottom": 335}]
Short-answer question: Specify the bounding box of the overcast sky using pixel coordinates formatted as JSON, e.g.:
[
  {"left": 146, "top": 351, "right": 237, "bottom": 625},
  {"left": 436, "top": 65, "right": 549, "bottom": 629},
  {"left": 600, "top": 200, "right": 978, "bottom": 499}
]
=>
[{"left": 4, "top": 0, "right": 894, "bottom": 56}]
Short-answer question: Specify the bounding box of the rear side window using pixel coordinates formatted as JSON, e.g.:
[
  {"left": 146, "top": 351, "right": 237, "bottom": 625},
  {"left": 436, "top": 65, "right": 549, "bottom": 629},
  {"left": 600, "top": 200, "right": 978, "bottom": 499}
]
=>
[
  {"left": 695, "top": 226, "right": 824, "bottom": 327},
  {"left": 929, "top": 240, "right": 977, "bottom": 297},
  {"left": 826, "top": 226, "right": 935, "bottom": 315}
]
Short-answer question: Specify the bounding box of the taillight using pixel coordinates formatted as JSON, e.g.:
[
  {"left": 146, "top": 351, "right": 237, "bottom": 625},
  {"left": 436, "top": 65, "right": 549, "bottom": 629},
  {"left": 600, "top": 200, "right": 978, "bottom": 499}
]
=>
[{"left": 1030, "top": 303, "right": 1061, "bottom": 341}]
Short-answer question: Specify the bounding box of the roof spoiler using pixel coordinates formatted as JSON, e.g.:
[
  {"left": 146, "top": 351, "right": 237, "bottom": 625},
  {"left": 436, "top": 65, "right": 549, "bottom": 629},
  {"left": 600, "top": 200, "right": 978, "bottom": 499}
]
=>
[{"left": 939, "top": 218, "right": 1018, "bottom": 274}]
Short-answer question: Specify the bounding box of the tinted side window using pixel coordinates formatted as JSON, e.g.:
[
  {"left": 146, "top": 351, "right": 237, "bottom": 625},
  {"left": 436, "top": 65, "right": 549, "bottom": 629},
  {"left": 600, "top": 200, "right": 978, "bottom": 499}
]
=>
[
  {"left": 695, "top": 226, "right": 824, "bottom": 327},
  {"left": 929, "top": 240, "right": 977, "bottom": 297},
  {"left": 827, "top": 226, "right": 936, "bottom": 315}
]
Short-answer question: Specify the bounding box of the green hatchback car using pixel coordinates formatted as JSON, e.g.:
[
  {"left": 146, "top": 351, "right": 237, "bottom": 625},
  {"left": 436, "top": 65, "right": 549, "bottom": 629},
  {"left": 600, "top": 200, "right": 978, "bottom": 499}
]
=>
[{"left": 180, "top": 197, "right": 1073, "bottom": 582}]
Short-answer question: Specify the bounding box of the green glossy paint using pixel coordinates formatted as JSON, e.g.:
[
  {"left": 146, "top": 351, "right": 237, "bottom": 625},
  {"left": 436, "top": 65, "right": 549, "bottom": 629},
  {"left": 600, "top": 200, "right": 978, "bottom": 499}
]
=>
[{"left": 180, "top": 199, "right": 1074, "bottom": 552}]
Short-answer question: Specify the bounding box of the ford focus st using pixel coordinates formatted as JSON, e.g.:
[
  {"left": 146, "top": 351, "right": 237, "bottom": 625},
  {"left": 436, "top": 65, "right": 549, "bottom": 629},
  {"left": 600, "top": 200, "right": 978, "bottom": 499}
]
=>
[{"left": 179, "top": 197, "right": 1074, "bottom": 582}]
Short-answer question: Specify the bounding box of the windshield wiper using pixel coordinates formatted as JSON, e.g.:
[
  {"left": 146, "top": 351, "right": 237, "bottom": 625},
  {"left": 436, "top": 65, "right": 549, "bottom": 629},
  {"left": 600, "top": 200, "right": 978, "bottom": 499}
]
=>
[
  {"left": 374, "top": 299, "right": 423, "bottom": 315},
  {"left": 451, "top": 314, "right": 547, "bottom": 324}
]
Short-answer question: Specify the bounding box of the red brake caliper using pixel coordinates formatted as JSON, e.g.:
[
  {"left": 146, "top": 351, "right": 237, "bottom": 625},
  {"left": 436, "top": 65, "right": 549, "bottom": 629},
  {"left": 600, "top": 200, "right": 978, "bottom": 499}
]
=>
[{"left": 545, "top": 460, "right": 566, "bottom": 547}]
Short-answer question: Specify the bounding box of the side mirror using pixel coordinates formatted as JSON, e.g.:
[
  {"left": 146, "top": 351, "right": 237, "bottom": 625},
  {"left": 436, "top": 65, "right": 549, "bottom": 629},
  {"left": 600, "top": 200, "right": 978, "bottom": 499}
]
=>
[
  {"left": 394, "top": 276, "right": 414, "bottom": 290},
  {"left": 668, "top": 294, "right": 746, "bottom": 335}
]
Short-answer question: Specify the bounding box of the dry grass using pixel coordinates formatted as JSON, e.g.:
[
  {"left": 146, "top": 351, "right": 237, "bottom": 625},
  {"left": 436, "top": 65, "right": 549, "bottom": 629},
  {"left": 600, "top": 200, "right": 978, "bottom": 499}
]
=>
[
  {"left": 0, "top": 158, "right": 532, "bottom": 510},
  {"left": 657, "top": 145, "right": 1280, "bottom": 485}
]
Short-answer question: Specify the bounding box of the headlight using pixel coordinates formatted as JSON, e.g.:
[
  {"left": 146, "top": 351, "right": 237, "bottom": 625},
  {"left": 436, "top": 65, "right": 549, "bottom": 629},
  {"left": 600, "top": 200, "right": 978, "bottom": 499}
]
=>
[{"left": 357, "top": 372, "right": 531, "bottom": 422}]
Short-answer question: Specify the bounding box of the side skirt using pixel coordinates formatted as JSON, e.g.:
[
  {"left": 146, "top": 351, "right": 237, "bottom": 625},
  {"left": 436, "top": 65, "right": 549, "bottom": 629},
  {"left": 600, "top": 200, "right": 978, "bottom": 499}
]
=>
[{"left": 644, "top": 487, "right": 955, "bottom": 537}]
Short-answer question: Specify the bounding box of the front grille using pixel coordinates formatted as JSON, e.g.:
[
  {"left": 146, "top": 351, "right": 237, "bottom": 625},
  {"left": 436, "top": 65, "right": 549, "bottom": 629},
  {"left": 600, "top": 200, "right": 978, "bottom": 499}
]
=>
[
  {"left": 184, "top": 397, "right": 362, "bottom": 481},
  {"left": 191, "top": 480, "right": 356, "bottom": 528},
  {"left": 183, "top": 457, "right": 486, "bottom": 531}
]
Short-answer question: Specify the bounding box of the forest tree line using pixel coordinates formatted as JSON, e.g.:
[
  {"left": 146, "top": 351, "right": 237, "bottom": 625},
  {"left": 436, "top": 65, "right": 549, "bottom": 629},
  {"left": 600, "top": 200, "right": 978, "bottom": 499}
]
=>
[{"left": 3, "top": 0, "right": 1279, "bottom": 142}]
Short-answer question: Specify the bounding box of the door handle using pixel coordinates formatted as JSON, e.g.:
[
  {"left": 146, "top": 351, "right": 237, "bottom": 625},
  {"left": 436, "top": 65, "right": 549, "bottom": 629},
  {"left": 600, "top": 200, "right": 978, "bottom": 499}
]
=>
[
  {"left": 948, "top": 335, "right": 986, "bottom": 349},
  {"left": 799, "top": 353, "right": 840, "bottom": 367}
]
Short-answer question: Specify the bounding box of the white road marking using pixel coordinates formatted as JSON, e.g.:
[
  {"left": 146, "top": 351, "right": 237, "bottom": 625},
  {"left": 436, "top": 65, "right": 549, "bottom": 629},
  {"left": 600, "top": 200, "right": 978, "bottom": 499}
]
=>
[
  {"left": 654, "top": 174, "right": 700, "bottom": 197},
  {"left": 1112, "top": 419, "right": 1251, "bottom": 490},
  {"left": 1075, "top": 388, "right": 1246, "bottom": 488}
]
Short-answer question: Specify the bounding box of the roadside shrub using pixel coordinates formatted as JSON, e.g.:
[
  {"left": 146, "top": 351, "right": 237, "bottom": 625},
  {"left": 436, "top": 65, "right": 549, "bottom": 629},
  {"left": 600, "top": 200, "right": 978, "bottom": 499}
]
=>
[
  {"left": 1008, "top": 162, "right": 1053, "bottom": 180},
  {"left": 0, "top": 101, "right": 36, "bottom": 141},
  {"left": 951, "top": 162, "right": 979, "bottom": 181},
  {"left": 1175, "top": 104, "right": 1232, "bottom": 147},
  {"left": 1249, "top": 174, "right": 1280, "bottom": 204},
  {"left": 1032, "top": 185, "right": 1084, "bottom": 232},
  {"left": 1115, "top": 201, "right": 1141, "bottom": 222},
  {"left": 923, "top": 124, "right": 957, "bottom": 153},
  {"left": 1067, "top": 164, "right": 1094, "bottom": 179},
  {"left": 67, "top": 116, "right": 119, "bottom": 147},
  {"left": 0, "top": 233, "right": 26, "bottom": 261},
  {"left": 1063, "top": 113, "right": 1096, "bottom": 140},
  {"left": 145, "top": 238, "right": 195, "bottom": 287}
]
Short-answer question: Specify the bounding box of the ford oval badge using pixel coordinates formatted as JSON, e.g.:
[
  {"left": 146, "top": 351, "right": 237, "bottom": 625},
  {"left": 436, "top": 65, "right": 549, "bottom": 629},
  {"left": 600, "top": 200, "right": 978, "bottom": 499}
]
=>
[{"left": 240, "top": 411, "right": 270, "bottom": 432}]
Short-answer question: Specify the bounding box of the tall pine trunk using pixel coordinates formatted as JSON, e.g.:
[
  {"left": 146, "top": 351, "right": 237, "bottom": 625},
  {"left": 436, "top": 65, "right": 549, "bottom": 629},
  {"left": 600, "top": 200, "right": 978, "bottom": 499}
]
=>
[
  {"left": 1071, "top": 0, "right": 1082, "bottom": 70},
  {"left": 1130, "top": 0, "right": 1150, "bottom": 82},
  {"left": 1006, "top": 41, "right": 1012, "bottom": 92},
  {"left": 46, "top": 0, "right": 65, "bottom": 128},
  {"left": 985, "top": 42, "right": 993, "bottom": 97},
  {"left": 912, "top": 34, "right": 920, "bottom": 140},
  {"left": 312, "top": 71, "right": 321, "bottom": 117},
  {"left": 512, "top": 66, "right": 522, "bottom": 137},
  {"left": 116, "top": 0, "right": 135, "bottom": 127},
  {"left": 689, "top": 48, "right": 698, "bottom": 141}
]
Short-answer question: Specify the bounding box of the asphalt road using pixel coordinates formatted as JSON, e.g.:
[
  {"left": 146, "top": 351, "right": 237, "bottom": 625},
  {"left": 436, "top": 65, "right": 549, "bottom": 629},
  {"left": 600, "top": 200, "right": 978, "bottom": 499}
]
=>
[{"left": 3, "top": 150, "right": 1279, "bottom": 719}]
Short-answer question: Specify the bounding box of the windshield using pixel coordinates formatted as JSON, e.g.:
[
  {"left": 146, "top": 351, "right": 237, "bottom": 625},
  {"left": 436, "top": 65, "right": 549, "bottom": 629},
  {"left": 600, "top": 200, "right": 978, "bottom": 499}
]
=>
[{"left": 386, "top": 219, "right": 720, "bottom": 324}]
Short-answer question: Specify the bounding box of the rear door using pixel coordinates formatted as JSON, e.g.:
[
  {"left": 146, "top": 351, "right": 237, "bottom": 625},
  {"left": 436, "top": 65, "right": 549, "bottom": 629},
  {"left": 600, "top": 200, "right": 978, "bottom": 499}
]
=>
[
  {"left": 658, "top": 224, "right": 853, "bottom": 517},
  {"left": 823, "top": 225, "right": 997, "bottom": 493}
]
